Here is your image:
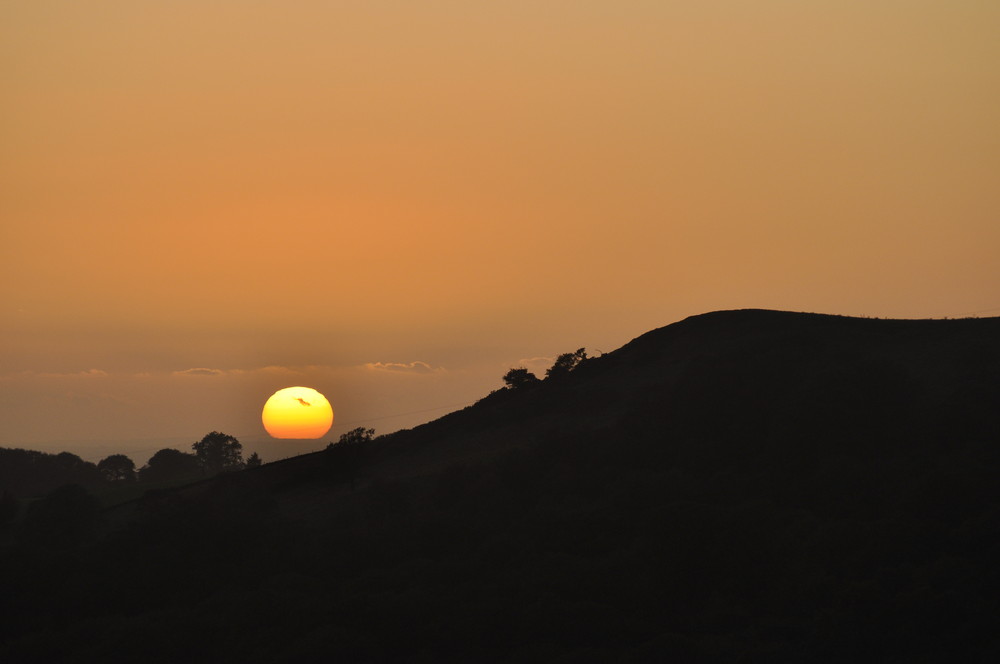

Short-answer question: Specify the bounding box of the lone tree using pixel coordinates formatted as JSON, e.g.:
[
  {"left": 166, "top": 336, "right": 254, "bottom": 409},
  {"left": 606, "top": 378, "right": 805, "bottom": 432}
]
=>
[
  {"left": 503, "top": 367, "right": 540, "bottom": 390},
  {"left": 545, "top": 348, "right": 588, "bottom": 379},
  {"left": 192, "top": 431, "right": 244, "bottom": 475},
  {"left": 97, "top": 454, "right": 136, "bottom": 483},
  {"left": 245, "top": 452, "right": 262, "bottom": 469},
  {"left": 53, "top": 452, "right": 103, "bottom": 488}
]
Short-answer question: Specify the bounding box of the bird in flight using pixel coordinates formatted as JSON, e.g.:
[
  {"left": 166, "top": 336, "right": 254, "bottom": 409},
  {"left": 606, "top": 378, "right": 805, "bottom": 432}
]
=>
[{"left": 294, "top": 397, "right": 312, "bottom": 407}]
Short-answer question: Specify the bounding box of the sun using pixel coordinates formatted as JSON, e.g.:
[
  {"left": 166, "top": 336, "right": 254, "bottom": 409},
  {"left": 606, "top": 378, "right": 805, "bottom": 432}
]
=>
[{"left": 261, "top": 386, "right": 334, "bottom": 439}]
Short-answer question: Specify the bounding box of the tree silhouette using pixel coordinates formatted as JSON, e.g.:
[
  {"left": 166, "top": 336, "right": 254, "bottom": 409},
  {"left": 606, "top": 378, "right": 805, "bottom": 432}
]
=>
[
  {"left": 503, "top": 367, "right": 540, "bottom": 390},
  {"left": 545, "top": 348, "right": 588, "bottom": 379},
  {"left": 192, "top": 431, "right": 244, "bottom": 475},
  {"left": 245, "top": 452, "right": 262, "bottom": 469},
  {"left": 53, "top": 451, "right": 103, "bottom": 487},
  {"left": 97, "top": 454, "right": 136, "bottom": 483},
  {"left": 139, "top": 448, "right": 202, "bottom": 483}
]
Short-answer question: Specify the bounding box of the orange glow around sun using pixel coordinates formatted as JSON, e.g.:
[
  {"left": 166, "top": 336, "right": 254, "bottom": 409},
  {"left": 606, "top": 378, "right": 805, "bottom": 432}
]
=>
[{"left": 261, "top": 386, "right": 334, "bottom": 439}]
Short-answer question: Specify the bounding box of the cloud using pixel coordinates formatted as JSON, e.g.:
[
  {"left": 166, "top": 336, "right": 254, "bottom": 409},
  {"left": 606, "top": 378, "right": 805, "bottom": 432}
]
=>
[
  {"left": 192, "top": 365, "right": 304, "bottom": 377},
  {"left": 4, "top": 363, "right": 322, "bottom": 383},
  {"left": 364, "top": 361, "right": 441, "bottom": 374},
  {"left": 169, "top": 365, "right": 326, "bottom": 379},
  {"left": 3, "top": 368, "right": 111, "bottom": 380},
  {"left": 172, "top": 367, "right": 226, "bottom": 377}
]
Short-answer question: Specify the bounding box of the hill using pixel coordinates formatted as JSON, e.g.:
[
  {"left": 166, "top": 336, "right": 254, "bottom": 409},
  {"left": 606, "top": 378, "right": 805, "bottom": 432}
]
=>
[{"left": 2, "top": 309, "right": 998, "bottom": 662}]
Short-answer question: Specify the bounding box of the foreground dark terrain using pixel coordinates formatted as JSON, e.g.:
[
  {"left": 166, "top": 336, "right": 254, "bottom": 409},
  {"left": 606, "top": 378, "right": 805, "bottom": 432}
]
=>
[{"left": 2, "top": 310, "right": 999, "bottom": 662}]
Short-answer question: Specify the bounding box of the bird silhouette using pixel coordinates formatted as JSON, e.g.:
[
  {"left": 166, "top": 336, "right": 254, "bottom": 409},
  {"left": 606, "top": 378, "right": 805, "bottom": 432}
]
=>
[{"left": 294, "top": 397, "right": 312, "bottom": 407}]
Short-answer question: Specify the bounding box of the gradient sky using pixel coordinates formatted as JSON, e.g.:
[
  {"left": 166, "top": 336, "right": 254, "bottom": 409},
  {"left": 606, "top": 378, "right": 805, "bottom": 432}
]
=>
[{"left": 2, "top": 1, "right": 998, "bottom": 463}]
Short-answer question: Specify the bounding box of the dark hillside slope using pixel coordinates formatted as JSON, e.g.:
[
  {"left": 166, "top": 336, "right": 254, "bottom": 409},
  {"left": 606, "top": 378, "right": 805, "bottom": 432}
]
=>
[
  {"left": 368, "top": 309, "right": 997, "bottom": 484},
  {"left": 2, "top": 310, "right": 999, "bottom": 663}
]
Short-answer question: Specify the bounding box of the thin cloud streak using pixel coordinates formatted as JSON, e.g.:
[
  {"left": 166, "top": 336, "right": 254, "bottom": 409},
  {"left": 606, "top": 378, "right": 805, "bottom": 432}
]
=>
[
  {"left": 364, "top": 361, "right": 443, "bottom": 374},
  {"left": 172, "top": 367, "right": 226, "bottom": 377},
  {"left": 0, "top": 369, "right": 110, "bottom": 380}
]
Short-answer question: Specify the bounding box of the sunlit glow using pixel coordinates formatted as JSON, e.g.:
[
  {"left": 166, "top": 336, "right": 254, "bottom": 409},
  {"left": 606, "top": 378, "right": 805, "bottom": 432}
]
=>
[{"left": 261, "top": 386, "right": 334, "bottom": 439}]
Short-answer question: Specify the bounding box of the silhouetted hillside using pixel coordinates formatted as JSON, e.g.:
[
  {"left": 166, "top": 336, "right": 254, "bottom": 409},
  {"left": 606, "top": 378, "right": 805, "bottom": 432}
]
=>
[{"left": 2, "top": 310, "right": 998, "bottom": 662}]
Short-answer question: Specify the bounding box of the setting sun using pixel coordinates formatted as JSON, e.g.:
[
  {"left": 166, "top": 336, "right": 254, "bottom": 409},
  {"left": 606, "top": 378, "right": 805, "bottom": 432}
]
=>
[{"left": 261, "top": 386, "right": 334, "bottom": 439}]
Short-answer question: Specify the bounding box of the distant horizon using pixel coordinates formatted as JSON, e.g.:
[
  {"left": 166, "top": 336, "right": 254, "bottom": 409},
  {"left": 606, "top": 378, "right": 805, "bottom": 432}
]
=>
[
  {"left": 11, "top": 413, "right": 461, "bottom": 466},
  {"left": 4, "top": 1, "right": 998, "bottom": 461}
]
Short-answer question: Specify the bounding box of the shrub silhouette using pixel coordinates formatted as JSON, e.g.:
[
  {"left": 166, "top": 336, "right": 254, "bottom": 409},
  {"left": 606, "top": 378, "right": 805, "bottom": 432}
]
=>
[
  {"left": 503, "top": 367, "right": 540, "bottom": 390},
  {"left": 545, "top": 348, "right": 588, "bottom": 379},
  {"left": 333, "top": 427, "right": 375, "bottom": 448}
]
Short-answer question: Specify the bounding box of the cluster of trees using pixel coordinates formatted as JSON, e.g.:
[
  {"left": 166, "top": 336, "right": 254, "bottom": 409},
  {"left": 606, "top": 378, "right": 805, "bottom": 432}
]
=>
[
  {"left": 502, "top": 347, "right": 588, "bottom": 390},
  {"left": 140, "top": 431, "right": 254, "bottom": 484},
  {"left": 0, "top": 448, "right": 104, "bottom": 500},
  {"left": 100, "top": 431, "right": 258, "bottom": 485},
  {"left": 0, "top": 432, "right": 262, "bottom": 526}
]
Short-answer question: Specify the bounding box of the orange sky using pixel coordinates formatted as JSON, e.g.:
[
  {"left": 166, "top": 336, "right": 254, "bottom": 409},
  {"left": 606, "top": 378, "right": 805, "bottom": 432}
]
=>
[{"left": 2, "top": 1, "right": 998, "bottom": 462}]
